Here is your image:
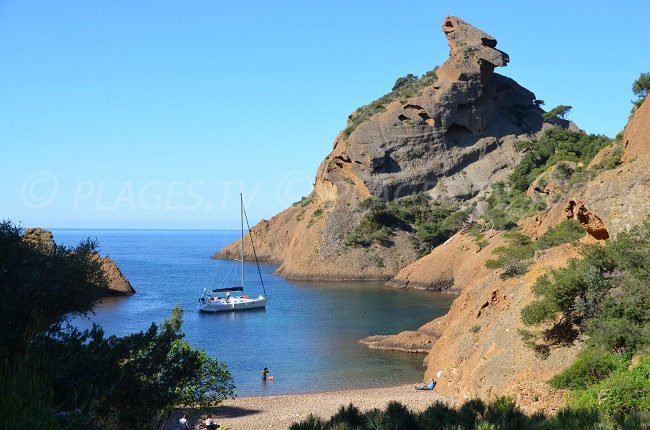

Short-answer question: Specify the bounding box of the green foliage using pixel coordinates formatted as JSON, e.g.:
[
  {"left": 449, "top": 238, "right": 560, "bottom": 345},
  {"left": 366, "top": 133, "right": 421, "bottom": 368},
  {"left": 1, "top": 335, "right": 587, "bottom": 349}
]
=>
[
  {"left": 329, "top": 403, "right": 365, "bottom": 429},
  {"left": 291, "top": 396, "right": 646, "bottom": 429},
  {"left": 509, "top": 127, "right": 611, "bottom": 193},
  {"left": 345, "top": 193, "right": 469, "bottom": 256},
  {"left": 29, "top": 307, "right": 235, "bottom": 429},
  {"left": 307, "top": 207, "right": 325, "bottom": 228},
  {"left": 536, "top": 220, "right": 586, "bottom": 249},
  {"left": 293, "top": 193, "right": 314, "bottom": 207},
  {"left": 485, "top": 221, "right": 584, "bottom": 280},
  {"left": 344, "top": 68, "right": 438, "bottom": 137},
  {"left": 632, "top": 72, "right": 650, "bottom": 105},
  {"left": 289, "top": 414, "right": 327, "bottom": 430},
  {"left": 542, "top": 105, "right": 572, "bottom": 120},
  {"left": 0, "top": 220, "right": 235, "bottom": 429},
  {"left": 570, "top": 356, "right": 650, "bottom": 419},
  {"left": 548, "top": 351, "right": 626, "bottom": 390},
  {"left": 520, "top": 299, "right": 557, "bottom": 326},
  {"left": 0, "top": 220, "right": 108, "bottom": 361},
  {"left": 520, "top": 219, "right": 650, "bottom": 418},
  {"left": 522, "top": 219, "right": 650, "bottom": 354},
  {"left": 481, "top": 182, "right": 544, "bottom": 231}
]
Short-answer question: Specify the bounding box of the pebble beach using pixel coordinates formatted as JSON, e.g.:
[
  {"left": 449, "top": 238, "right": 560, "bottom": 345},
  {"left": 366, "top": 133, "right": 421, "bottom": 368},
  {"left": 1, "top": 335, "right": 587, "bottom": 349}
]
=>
[{"left": 167, "top": 384, "right": 453, "bottom": 429}]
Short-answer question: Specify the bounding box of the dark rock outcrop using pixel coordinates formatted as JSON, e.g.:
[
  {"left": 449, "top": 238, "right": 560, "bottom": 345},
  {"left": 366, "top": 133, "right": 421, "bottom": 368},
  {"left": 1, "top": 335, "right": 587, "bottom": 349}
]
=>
[{"left": 22, "top": 228, "right": 135, "bottom": 296}]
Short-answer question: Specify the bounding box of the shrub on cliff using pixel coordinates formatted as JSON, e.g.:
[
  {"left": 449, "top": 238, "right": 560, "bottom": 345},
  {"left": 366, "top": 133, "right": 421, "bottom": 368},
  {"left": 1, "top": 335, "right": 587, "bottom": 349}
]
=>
[
  {"left": 542, "top": 105, "right": 572, "bottom": 121},
  {"left": 345, "top": 193, "right": 470, "bottom": 256},
  {"left": 632, "top": 72, "right": 650, "bottom": 109},
  {"left": 510, "top": 127, "right": 611, "bottom": 193},
  {"left": 521, "top": 219, "right": 650, "bottom": 417},
  {"left": 485, "top": 220, "right": 585, "bottom": 279}
]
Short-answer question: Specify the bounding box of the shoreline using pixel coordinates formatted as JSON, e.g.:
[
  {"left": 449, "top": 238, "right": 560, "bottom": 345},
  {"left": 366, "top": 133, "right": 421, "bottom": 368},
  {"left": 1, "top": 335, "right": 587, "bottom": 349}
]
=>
[{"left": 167, "top": 384, "right": 453, "bottom": 429}]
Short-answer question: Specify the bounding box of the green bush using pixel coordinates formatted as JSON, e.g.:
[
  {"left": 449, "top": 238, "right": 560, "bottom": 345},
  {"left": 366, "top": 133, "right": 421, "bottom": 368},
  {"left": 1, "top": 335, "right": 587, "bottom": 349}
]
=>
[
  {"left": 290, "top": 395, "right": 647, "bottom": 429},
  {"left": 536, "top": 220, "right": 585, "bottom": 250},
  {"left": 485, "top": 220, "right": 584, "bottom": 280},
  {"left": 570, "top": 356, "right": 650, "bottom": 419},
  {"left": 510, "top": 127, "right": 611, "bottom": 193},
  {"left": 520, "top": 219, "right": 650, "bottom": 418},
  {"left": 293, "top": 193, "right": 314, "bottom": 207},
  {"left": 345, "top": 193, "right": 469, "bottom": 256},
  {"left": 632, "top": 72, "right": 650, "bottom": 107},
  {"left": 542, "top": 105, "right": 572, "bottom": 120},
  {"left": 548, "top": 351, "right": 626, "bottom": 390}
]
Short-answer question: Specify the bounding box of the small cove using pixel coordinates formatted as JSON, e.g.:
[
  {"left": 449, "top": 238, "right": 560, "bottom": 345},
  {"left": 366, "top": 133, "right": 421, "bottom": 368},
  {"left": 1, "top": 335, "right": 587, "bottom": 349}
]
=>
[{"left": 56, "top": 229, "right": 455, "bottom": 396}]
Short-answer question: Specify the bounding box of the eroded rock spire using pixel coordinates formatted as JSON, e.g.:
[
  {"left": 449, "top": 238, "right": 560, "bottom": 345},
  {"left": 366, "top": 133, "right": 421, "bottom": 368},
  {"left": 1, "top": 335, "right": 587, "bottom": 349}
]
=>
[{"left": 439, "top": 16, "right": 509, "bottom": 83}]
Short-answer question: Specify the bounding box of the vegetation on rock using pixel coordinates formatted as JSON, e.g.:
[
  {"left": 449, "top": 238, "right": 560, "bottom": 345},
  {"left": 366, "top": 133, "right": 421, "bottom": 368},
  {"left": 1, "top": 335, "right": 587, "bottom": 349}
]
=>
[
  {"left": 510, "top": 127, "right": 610, "bottom": 193},
  {"left": 343, "top": 68, "right": 438, "bottom": 138},
  {"left": 542, "top": 105, "right": 572, "bottom": 121},
  {"left": 345, "top": 194, "right": 470, "bottom": 257},
  {"left": 0, "top": 220, "right": 234, "bottom": 430},
  {"left": 478, "top": 127, "right": 614, "bottom": 233},
  {"left": 632, "top": 72, "right": 650, "bottom": 109},
  {"left": 520, "top": 219, "right": 650, "bottom": 417},
  {"left": 485, "top": 220, "right": 585, "bottom": 279}
]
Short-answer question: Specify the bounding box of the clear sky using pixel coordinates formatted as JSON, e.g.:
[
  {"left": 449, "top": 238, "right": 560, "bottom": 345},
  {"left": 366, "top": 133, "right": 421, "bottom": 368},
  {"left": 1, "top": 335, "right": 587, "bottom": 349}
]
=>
[{"left": 1, "top": 0, "right": 648, "bottom": 229}]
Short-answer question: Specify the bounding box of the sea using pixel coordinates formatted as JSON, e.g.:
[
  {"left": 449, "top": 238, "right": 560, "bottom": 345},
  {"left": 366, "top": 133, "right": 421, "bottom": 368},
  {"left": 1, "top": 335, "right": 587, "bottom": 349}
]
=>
[{"left": 52, "top": 229, "right": 455, "bottom": 397}]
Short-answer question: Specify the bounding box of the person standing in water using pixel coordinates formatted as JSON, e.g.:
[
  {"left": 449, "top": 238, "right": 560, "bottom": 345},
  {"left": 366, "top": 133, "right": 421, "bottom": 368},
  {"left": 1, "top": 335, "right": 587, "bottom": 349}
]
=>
[{"left": 262, "top": 367, "right": 268, "bottom": 381}]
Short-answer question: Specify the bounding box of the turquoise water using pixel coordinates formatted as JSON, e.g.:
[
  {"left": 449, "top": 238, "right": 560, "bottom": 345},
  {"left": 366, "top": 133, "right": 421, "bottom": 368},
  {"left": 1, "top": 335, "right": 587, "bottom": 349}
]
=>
[{"left": 53, "top": 229, "right": 454, "bottom": 397}]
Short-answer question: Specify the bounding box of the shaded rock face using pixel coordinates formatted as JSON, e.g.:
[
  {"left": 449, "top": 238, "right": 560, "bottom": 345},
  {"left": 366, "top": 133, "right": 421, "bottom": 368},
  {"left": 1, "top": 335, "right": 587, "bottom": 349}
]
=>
[
  {"left": 23, "top": 228, "right": 56, "bottom": 255},
  {"left": 344, "top": 16, "right": 542, "bottom": 201},
  {"left": 22, "top": 228, "right": 135, "bottom": 296},
  {"left": 96, "top": 255, "right": 136, "bottom": 296}
]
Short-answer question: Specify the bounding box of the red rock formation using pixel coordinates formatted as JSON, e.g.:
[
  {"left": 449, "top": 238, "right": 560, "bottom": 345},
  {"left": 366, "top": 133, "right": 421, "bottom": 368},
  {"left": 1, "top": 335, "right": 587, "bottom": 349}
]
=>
[{"left": 564, "top": 200, "right": 609, "bottom": 240}]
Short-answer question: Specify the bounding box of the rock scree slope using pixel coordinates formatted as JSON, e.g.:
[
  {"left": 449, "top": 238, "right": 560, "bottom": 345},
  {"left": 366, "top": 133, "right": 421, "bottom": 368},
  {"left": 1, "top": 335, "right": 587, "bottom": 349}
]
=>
[{"left": 216, "top": 16, "right": 554, "bottom": 280}]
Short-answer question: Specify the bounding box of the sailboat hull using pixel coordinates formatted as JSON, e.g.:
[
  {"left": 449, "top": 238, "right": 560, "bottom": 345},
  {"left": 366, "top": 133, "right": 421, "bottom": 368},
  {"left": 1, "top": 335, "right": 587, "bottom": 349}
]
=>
[{"left": 198, "top": 295, "right": 266, "bottom": 313}]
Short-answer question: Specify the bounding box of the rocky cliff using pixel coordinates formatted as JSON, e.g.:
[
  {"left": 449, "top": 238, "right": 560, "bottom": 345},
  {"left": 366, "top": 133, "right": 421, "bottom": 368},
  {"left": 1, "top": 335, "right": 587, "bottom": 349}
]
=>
[
  {"left": 217, "top": 16, "right": 555, "bottom": 280},
  {"left": 22, "top": 228, "right": 135, "bottom": 296},
  {"left": 365, "top": 97, "right": 650, "bottom": 412}
]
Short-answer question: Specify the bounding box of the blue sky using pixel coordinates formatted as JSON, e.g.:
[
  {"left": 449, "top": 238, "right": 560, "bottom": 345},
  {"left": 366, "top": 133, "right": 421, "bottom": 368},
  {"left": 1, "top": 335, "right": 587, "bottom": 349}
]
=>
[{"left": 1, "top": 0, "right": 648, "bottom": 229}]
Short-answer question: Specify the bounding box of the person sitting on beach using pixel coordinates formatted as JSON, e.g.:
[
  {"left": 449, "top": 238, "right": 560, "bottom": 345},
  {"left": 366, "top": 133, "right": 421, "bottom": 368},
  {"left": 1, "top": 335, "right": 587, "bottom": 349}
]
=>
[
  {"left": 205, "top": 414, "right": 220, "bottom": 430},
  {"left": 177, "top": 413, "right": 190, "bottom": 430},
  {"left": 415, "top": 378, "right": 436, "bottom": 390}
]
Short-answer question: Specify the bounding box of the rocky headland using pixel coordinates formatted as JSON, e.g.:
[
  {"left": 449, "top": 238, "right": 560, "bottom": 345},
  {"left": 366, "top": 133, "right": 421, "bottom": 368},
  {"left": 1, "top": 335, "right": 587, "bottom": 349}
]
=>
[
  {"left": 216, "top": 16, "right": 650, "bottom": 413},
  {"left": 22, "top": 228, "right": 135, "bottom": 296},
  {"left": 216, "top": 16, "right": 565, "bottom": 280}
]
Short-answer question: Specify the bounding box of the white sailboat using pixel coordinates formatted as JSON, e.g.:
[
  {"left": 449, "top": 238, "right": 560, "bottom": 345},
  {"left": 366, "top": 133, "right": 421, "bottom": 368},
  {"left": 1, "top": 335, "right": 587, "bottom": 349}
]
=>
[{"left": 198, "top": 194, "right": 267, "bottom": 312}]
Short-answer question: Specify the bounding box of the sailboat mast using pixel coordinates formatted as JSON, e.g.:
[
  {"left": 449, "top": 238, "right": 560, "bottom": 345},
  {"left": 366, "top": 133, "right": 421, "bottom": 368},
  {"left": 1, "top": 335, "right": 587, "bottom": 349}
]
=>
[{"left": 240, "top": 193, "right": 244, "bottom": 288}]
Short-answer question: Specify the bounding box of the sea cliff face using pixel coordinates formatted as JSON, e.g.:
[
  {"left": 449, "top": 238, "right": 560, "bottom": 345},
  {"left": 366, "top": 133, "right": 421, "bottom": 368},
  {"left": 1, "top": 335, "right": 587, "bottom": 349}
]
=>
[
  {"left": 22, "top": 228, "right": 135, "bottom": 296},
  {"left": 366, "top": 98, "right": 650, "bottom": 412},
  {"left": 216, "top": 16, "right": 556, "bottom": 280}
]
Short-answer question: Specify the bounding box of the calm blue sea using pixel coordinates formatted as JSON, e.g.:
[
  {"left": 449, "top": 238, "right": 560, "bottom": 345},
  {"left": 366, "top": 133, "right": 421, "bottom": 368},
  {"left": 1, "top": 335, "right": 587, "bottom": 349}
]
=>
[{"left": 52, "top": 229, "right": 454, "bottom": 397}]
